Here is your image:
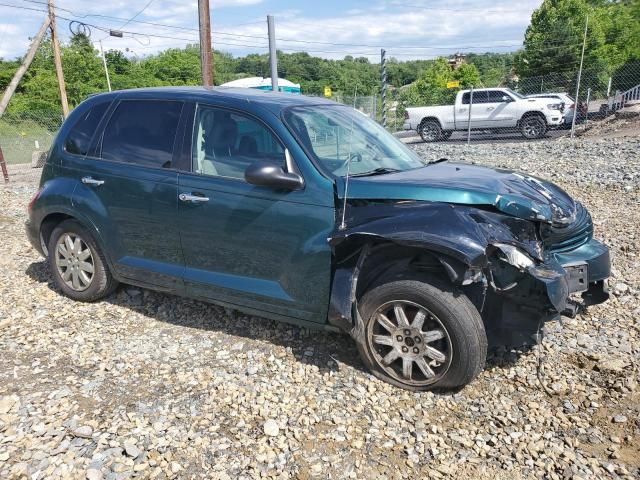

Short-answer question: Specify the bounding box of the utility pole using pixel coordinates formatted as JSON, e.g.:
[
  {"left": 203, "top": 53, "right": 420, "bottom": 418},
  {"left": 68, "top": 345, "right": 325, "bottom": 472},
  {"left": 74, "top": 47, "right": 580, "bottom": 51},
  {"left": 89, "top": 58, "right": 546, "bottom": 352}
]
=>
[
  {"left": 380, "top": 49, "right": 387, "bottom": 128},
  {"left": 0, "top": 17, "right": 51, "bottom": 117},
  {"left": 571, "top": 15, "right": 588, "bottom": 138},
  {"left": 99, "top": 41, "right": 112, "bottom": 92},
  {"left": 467, "top": 87, "right": 474, "bottom": 144},
  {"left": 49, "top": 0, "right": 69, "bottom": 118},
  {"left": 585, "top": 87, "right": 591, "bottom": 125},
  {"left": 198, "top": 0, "right": 213, "bottom": 87},
  {"left": 267, "top": 15, "right": 278, "bottom": 92}
]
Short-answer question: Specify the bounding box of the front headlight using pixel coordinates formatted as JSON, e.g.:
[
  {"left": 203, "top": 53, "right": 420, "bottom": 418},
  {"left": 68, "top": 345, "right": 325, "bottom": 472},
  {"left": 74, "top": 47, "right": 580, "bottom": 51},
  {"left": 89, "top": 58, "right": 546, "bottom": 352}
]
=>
[
  {"left": 493, "top": 243, "right": 536, "bottom": 270},
  {"left": 547, "top": 103, "right": 563, "bottom": 110}
]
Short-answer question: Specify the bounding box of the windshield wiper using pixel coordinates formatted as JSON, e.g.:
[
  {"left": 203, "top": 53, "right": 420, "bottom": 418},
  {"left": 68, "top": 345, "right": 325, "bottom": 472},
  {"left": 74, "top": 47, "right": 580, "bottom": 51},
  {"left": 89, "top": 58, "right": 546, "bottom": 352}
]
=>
[
  {"left": 427, "top": 157, "right": 448, "bottom": 165},
  {"left": 350, "top": 167, "right": 401, "bottom": 177}
]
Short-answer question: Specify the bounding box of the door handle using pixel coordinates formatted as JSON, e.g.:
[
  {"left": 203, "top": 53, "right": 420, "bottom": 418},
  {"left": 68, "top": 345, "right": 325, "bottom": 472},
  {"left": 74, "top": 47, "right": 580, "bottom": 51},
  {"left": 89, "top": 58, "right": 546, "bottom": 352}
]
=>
[
  {"left": 486, "top": 107, "right": 495, "bottom": 111},
  {"left": 81, "top": 176, "right": 104, "bottom": 186},
  {"left": 179, "top": 193, "right": 209, "bottom": 203}
]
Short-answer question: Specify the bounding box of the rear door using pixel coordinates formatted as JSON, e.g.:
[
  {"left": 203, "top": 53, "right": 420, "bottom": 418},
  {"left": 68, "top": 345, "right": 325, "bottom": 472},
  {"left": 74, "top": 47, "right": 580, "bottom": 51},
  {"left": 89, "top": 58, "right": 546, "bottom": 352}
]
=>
[
  {"left": 177, "top": 103, "right": 334, "bottom": 324},
  {"left": 69, "top": 98, "right": 186, "bottom": 291},
  {"left": 457, "top": 91, "right": 488, "bottom": 129}
]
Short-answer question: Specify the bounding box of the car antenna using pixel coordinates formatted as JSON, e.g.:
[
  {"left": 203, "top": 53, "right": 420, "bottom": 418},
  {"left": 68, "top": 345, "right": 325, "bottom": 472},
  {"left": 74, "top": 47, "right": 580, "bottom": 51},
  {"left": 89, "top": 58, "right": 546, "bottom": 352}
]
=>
[{"left": 338, "top": 84, "right": 358, "bottom": 231}]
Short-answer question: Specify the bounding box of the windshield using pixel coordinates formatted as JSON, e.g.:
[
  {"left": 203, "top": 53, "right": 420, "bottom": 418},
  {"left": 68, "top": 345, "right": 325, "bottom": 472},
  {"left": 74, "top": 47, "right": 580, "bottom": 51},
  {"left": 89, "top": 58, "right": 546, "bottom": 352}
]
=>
[
  {"left": 505, "top": 88, "right": 525, "bottom": 99},
  {"left": 283, "top": 105, "right": 426, "bottom": 177}
]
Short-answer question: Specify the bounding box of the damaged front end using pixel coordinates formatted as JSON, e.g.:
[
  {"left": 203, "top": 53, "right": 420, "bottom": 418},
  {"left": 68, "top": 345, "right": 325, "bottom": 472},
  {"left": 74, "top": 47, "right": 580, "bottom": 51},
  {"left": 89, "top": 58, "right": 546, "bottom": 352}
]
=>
[{"left": 328, "top": 201, "right": 610, "bottom": 347}]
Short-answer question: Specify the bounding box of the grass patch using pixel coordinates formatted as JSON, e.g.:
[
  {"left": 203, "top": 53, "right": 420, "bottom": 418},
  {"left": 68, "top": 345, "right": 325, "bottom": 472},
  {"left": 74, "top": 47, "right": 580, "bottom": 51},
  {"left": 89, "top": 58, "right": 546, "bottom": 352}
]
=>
[{"left": 0, "top": 117, "right": 60, "bottom": 165}]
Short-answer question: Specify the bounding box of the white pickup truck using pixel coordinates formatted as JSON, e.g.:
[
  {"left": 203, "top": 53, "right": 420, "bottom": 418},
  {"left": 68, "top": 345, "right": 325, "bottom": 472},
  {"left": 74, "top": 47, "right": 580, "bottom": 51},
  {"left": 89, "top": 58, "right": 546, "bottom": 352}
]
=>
[{"left": 403, "top": 88, "right": 565, "bottom": 142}]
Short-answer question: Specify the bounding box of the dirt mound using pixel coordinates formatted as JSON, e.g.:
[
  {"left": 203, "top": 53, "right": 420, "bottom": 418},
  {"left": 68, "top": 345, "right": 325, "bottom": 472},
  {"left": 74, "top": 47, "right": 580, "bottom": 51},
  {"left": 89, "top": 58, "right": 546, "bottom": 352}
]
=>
[{"left": 576, "top": 108, "right": 640, "bottom": 139}]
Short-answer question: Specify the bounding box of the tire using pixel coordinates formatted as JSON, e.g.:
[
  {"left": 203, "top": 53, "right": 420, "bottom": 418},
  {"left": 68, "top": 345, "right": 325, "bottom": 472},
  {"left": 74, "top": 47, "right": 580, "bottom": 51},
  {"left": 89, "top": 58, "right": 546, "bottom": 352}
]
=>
[
  {"left": 356, "top": 274, "right": 487, "bottom": 391},
  {"left": 418, "top": 119, "right": 442, "bottom": 143},
  {"left": 48, "top": 219, "right": 118, "bottom": 302},
  {"left": 440, "top": 130, "right": 453, "bottom": 140},
  {"left": 520, "top": 114, "right": 547, "bottom": 139}
]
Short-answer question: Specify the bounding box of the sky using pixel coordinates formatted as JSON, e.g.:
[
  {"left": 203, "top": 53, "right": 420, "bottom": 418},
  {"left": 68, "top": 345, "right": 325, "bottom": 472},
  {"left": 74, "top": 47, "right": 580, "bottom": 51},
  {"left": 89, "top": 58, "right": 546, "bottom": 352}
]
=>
[{"left": 0, "top": 0, "right": 543, "bottom": 62}]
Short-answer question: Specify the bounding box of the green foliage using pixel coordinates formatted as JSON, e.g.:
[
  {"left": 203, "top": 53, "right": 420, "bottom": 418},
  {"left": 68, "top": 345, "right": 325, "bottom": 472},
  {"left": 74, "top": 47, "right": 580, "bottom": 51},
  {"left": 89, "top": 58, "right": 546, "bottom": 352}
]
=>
[
  {"left": 516, "top": 0, "right": 640, "bottom": 96},
  {"left": 2, "top": 1, "right": 638, "bottom": 119},
  {"left": 398, "top": 58, "right": 482, "bottom": 111}
]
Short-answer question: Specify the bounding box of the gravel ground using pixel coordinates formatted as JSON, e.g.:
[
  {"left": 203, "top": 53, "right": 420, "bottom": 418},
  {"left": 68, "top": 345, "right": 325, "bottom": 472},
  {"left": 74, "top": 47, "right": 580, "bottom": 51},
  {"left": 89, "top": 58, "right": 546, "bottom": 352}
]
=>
[{"left": 0, "top": 134, "right": 639, "bottom": 479}]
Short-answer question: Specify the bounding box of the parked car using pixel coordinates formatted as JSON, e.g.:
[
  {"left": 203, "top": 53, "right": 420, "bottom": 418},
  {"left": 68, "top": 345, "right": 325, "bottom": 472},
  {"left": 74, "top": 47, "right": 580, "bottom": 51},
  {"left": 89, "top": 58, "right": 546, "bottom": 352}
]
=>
[
  {"left": 404, "top": 88, "right": 565, "bottom": 141},
  {"left": 26, "top": 87, "right": 610, "bottom": 391},
  {"left": 526, "top": 92, "right": 586, "bottom": 127}
]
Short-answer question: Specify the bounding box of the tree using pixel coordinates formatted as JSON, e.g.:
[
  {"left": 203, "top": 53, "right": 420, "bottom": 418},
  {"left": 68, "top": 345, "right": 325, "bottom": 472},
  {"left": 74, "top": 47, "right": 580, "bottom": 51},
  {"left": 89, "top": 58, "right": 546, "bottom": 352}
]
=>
[
  {"left": 399, "top": 57, "right": 482, "bottom": 109},
  {"left": 515, "top": 0, "right": 639, "bottom": 95}
]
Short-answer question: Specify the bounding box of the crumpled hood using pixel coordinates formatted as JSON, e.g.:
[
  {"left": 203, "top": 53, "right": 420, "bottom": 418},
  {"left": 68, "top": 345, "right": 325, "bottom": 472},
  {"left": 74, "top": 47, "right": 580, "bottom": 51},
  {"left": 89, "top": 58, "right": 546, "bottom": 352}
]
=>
[{"left": 338, "top": 162, "right": 576, "bottom": 224}]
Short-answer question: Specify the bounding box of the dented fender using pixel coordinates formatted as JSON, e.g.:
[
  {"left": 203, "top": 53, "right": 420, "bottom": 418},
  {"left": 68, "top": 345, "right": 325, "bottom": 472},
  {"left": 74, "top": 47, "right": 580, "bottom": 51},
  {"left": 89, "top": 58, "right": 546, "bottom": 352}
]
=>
[{"left": 327, "top": 201, "right": 572, "bottom": 333}]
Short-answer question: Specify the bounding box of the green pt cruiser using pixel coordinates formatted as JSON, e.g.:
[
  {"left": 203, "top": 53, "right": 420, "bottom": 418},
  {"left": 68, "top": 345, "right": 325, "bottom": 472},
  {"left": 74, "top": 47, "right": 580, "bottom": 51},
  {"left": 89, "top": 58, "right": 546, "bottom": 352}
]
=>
[{"left": 26, "top": 87, "right": 610, "bottom": 391}]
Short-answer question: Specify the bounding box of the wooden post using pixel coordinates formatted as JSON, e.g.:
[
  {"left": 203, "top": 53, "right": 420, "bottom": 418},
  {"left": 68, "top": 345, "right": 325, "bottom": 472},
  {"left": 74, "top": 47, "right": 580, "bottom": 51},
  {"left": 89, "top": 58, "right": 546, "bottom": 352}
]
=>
[
  {"left": 49, "top": 0, "right": 69, "bottom": 118},
  {"left": 198, "top": 0, "right": 213, "bottom": 87},
  {"left": 0, "top": 17, "right": 51, "bottom": 118},
  {"left": 0, "top": 146, "right": 9, "bottom": 183}
]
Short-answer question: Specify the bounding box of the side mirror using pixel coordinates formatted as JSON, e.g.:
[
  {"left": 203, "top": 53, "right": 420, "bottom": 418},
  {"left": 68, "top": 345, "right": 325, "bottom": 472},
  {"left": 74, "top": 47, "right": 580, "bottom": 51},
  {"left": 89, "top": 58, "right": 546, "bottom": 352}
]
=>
[
  {"left": 501, "top": 95, "right": 512, "bottom": 102},
  {"left": 245, "top": 161, "right": 304, "bottom": 191}
]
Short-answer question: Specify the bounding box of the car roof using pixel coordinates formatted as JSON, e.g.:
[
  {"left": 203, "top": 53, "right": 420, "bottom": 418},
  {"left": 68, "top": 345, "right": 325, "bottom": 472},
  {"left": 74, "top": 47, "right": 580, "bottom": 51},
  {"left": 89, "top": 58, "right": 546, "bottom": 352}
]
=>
[{"left": 87, "top": 86, "right": 337, "bottom": 114}]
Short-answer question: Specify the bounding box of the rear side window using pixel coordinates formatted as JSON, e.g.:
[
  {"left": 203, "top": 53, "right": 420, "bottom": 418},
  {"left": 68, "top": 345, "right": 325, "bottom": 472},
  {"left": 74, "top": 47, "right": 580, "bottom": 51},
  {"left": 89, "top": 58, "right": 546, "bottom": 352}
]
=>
[
  {"left": 64, "top": 102, "right": 109, "bottom": 155},
  {"left": 462, "top": 91, "right": 489, "bottom": 104},
  {"left": 101, "top": 100, "right": 183, "bottom": 168}
]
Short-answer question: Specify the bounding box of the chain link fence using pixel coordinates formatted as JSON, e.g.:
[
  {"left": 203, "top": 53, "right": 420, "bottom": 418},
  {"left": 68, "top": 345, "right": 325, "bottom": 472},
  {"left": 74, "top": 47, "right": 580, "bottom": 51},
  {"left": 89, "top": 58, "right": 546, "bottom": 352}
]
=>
[
  {"left": 0, "top": 111, "right": 63, "bottom": 186},
  {"left": 395, "top": 64, "right": 640, "bottom": 144},
  {"left": 1, "top": 64, "right": 638, "bottom": 189}
]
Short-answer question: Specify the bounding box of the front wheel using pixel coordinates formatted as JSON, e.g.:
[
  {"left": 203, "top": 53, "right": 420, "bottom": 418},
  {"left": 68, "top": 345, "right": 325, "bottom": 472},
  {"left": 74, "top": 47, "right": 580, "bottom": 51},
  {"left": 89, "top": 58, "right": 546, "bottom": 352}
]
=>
[
  {"left": 356, "top": 276, "right": 487, "bottom": 391},
  {"left": 520, "top": 115, "right": 547, "bottom": 139}
]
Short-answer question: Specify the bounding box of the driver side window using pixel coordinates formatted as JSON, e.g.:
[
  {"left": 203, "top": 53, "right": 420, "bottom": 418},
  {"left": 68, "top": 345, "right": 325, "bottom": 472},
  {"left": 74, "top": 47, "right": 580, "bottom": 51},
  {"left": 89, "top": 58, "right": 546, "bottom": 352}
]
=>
[{"left": 192, "top": 105, "right": 285, "bottom": 180}]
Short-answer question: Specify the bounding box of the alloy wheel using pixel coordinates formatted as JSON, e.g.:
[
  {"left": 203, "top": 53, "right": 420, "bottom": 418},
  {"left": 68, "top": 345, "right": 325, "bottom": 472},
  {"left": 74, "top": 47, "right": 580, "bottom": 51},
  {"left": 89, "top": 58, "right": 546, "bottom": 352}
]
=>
[
  {"left": 366, "top": 300, "right": 453, "bottom": 386},
  {"left": 419, "top": 123, "right": 440, "bottom": 142},
  {"left": 523, "top": 117, "right": 544, "bottom": 138},
  {"left": 55, "top": 233, "right": 95, "bottom": 291}
]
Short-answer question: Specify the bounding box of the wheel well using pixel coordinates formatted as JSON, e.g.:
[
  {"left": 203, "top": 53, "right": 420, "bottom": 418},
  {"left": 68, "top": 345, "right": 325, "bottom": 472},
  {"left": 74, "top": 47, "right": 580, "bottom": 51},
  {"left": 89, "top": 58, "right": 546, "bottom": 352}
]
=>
[
  {"left": 40, "top": 213, "right": 73, "bottom": 251},
  {"left": 353, "top": 242, "right": 487, "bottom": 319},
  {"left": 419, "top": 117, "right": 442, "bottom": 128},
  {"left": 519, "top": 111, "right": 546, "bottom": 124},
  {"left": 355, "top": 243, "right": 449, "bottom": 300}
]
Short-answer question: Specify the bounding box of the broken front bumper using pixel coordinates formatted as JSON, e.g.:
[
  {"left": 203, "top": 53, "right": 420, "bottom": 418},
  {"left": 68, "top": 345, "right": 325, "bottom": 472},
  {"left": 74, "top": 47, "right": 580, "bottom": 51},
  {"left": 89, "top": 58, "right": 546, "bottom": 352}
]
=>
[{"left": 528, "top": 238, "right": 610, "bottom": 315}]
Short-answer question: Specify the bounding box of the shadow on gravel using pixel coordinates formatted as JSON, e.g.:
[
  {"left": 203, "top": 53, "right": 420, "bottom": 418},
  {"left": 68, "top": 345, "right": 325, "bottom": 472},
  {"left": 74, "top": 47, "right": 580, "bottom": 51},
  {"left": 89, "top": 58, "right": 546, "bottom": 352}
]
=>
[
  {"left": 26, "top": 260, "right": 366, "bottom": 377},
  {"left": 27, "top": 260, "right": 539, "bottom": 381}
]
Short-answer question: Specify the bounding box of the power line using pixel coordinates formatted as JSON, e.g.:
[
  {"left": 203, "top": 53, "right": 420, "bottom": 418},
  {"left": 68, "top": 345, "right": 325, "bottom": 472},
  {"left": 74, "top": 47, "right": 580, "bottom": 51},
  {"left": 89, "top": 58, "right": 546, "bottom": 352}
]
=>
[
  {"left": 117, "top": 0, "right": 156, "bottom": 30},
  {"left": 10, "top": 0, "right": 590, "bottom": 54},
  {"left": 20, "top": 0, "right": 200, "bottom": 32},
  {"left": 0, "top": 2, "right": 604, "bottom": 60}
]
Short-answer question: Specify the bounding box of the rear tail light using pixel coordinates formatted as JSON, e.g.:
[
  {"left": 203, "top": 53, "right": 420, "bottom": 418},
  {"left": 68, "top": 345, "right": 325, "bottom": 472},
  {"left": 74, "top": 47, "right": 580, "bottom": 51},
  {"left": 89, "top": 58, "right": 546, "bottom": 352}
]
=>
[
  {"left": 404, "top": 110, "right": 409, "bottom": 120},
  {"left": 28, "top": 188, "right": 42, "bottom": 213}
]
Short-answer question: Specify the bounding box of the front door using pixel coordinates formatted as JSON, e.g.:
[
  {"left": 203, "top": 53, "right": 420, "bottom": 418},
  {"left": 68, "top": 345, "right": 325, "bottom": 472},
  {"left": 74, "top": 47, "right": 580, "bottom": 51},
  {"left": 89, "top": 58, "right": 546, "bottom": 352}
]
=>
[
  {"left": 177, "top": 104, "right": 334, "bottom": 323},
  {"left": 482, "top": 90, "right": 519, "bottom": 128},
  {"left": 68, "top": 98, "right": 185, "bottom": 290}
]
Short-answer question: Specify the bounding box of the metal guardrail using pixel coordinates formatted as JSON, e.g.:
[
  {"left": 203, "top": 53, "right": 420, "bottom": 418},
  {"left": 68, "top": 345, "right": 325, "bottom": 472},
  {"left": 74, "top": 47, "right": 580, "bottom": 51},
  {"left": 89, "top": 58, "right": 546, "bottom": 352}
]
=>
[{"left": 608, "top": 83, "right": 640, "bottom": 111}]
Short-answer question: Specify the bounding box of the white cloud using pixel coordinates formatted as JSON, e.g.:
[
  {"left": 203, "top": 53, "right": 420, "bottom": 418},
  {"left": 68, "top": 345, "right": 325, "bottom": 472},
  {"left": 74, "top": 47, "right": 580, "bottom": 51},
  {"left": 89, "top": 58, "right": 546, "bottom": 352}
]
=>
[{"left": 0, "top": 0, "right": 542, "bottom": 61}]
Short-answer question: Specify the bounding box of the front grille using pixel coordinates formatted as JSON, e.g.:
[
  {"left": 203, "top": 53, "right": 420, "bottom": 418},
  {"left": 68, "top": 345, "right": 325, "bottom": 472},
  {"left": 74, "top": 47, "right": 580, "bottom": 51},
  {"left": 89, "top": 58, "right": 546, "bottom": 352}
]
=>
[{"left": 541, "top": 202, "right": 593, "bottom": 253}]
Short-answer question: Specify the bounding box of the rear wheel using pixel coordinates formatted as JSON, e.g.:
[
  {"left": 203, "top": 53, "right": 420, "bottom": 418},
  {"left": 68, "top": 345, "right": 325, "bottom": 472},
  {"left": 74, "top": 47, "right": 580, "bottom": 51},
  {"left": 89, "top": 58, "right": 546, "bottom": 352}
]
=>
[
  {"left": 418, "top": 120, "right": 442, "bottom": 142},
  {"left": 356, "top": 275, "right": 487, "bottom": 391},
  {"left": 520, "top": 114, "right": 547, "bottom": 139},
  {"left": 48, "top": 219, "right": 118, "bottom": 302},
  {"left": 440, "top": 130, "right": 453, "bottom": 140}
]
